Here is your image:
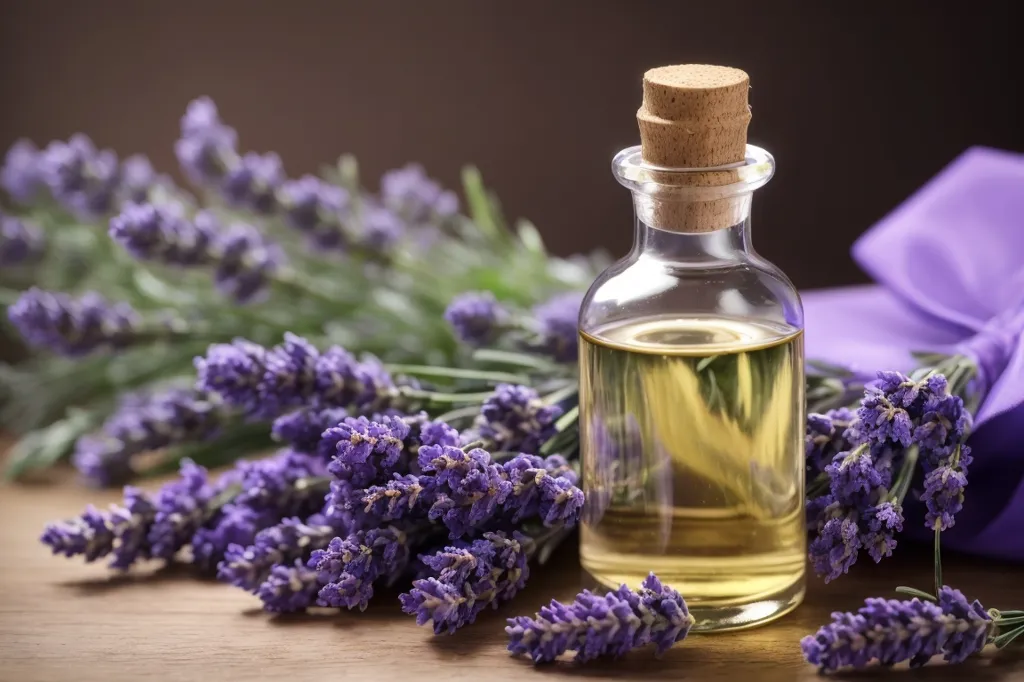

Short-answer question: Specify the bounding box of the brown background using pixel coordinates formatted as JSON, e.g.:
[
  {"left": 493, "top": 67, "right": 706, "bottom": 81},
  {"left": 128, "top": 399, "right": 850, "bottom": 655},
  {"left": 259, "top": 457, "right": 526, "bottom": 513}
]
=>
[{"left": 1, "top": 0, "right": 1021, "bottom": 289}]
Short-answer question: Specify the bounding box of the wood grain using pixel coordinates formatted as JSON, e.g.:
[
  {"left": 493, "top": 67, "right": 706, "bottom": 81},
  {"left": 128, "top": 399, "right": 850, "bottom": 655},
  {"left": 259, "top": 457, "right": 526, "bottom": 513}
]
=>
[{"left": 2, "top": 464, "right": 1023, "bottom": 682}]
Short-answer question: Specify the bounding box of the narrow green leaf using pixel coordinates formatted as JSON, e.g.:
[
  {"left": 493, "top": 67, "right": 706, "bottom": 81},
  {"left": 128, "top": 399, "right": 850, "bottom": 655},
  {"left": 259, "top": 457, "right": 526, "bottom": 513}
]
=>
[
  {"left": 994, "top": 624, "right": 1024, "bottom": 649},
  {"left": 516, "top": 220, "right": 546, "bottom": 255},
  {"left": 894, "top": 586, "right": 937, "bottom": 602}
]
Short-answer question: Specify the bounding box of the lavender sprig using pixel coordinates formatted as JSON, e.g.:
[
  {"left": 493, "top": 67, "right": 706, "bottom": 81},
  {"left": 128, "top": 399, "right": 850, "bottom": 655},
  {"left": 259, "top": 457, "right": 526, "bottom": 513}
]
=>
[
  {"left": 72, "top": 387, "right": 224, "bottom": 487},
  {"left": 8, "top": 288, "right": 142, "bottom": 356},
  {"left": 380, "top": 164, "right": 458, "bottom": 223},
  {"left": 40, "top": 487, "right": 156, "bottom": 569},
  {"left": 801, "top": 586, "right": 994, "bottom": 672},
  {"left": 506, "top": 573, "right": 694, "bottom": 664},
  {"left": 195, "top": 334, "right": 398, "bottom": 420},
  {"left": 39, "top": 134, "right": 120, "bottom": 218},
  {"left": 219, "top": 513, "right": 338, "bottom": 592},
  {"left": 258, "top": 560, "right": 322, "bottom": 613},
  {"left": 309, "top": 525, "right": 416, "bottom": 610},
  {"left": 175, "top": 97, "right": 239, "bottom": 185},
  {"left": 1, "top": 139, "right": 44, "bottom": 203},
  {"left": 444, "top": 291, "right": 508, "bottom": 347},
  {"left": 471, "top": 384, "right": 562, "bottom": 455},
  {"left": 530, "top": 291, "right": 583, "bottom": 363},
  {"left": 0, "top": 212, "right": 45, "bottom": 265}
]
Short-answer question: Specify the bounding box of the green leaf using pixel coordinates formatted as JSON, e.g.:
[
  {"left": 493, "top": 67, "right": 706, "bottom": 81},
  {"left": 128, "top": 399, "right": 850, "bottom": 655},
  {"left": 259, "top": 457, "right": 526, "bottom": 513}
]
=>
[
  {"left": 894, "top": 586, "right": 937, "bottom": 601},
  {"left": 4, "top": 409, "right": 98, "bottom": 480},
  {"left": 461, "top": 166, "right": 501, "bottom": 241},
  {"left": 516, "top": 219, "right": 546, "bottom": 255}
]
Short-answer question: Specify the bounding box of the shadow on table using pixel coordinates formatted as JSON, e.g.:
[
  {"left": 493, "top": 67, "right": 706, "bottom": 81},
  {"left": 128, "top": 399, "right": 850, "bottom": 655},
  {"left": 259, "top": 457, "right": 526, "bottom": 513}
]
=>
[{"left": 58, "top": 562, "right": 213, "bottom": 595}]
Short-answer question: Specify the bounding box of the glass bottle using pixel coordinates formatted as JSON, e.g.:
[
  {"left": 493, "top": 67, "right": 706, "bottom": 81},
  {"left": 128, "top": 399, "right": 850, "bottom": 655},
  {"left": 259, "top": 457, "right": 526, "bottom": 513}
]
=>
[{"left": 577, "top": 66, "right": 805, "bottom": 632}]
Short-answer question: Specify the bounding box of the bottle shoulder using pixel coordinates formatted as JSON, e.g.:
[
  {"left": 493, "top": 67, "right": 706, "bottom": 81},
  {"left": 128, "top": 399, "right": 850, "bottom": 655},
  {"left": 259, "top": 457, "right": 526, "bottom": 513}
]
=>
[{"left": 580, "top": 252, "right": 803, "bottom": 335}]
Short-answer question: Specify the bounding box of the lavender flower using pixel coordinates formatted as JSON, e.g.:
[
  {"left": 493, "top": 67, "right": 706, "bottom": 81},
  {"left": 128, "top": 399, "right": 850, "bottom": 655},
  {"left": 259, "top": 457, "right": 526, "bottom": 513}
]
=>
[
  {"left": 73, "top": 388, "right": 223, "bottom": 487},
  {"left": 210, "top": 218, "right": 284, "bottom": 303},
  {"left": 40, "top": 134, "right": 120, "bottom": 217},
  {"left": 359, "top": 474, "right": 431, "bottom": 522},
  {"left": 359, "top": 203, "right": 404, "bottom": 253},
  {"left": 222, "top": 151, "right": 284, "bottom": 215},
  {"left": 801, "top": 586, "right": 992, "bottom": 672},
  {"left": 324, "top": 414, "right": 412, "bottom": 484},
  {"left": 401, "top": 531, "right": 530, "bottom": 634},
  {"left": 278, "top": 175, "right": 348, "bottom": 245},
  {"left": 195, "top": 334, "right": 396, "bottom": 420},
  {"left": 271, "top": 406, "right": 348, "bottom": 453},
  {"left": 444, "top": 291, "right": 508, "bottom": 347},
  {"left": 380, "top": 164, "right": 458, "bottom": 223},
  {"left": 8, "top": 288, "right": 141, "bottom": 356},
  {"left": 109, "top": 202, "right": 213, "bottom": 265},
  {"left": 310, "top": 526, "right": 413, "bottom": 610},
  {"left": 191, "top": 503, "right": 279, "bottom": 572},
  {"left": 0, "top": 213, "right": 44, "bottom": 265},
  {"left": 175, "top": 97, "right": 239, "bottom": 184},
  {"left": 923, "top": 456, "right": 970, "bottom": 531},
  {"left": 231, "top": 449, "right": 329, "bottom": 515},
  {"left": 501, "top": 454, "right": 584, "bottom": 527},
  {"left": 1, "top": 139, "right": 44, "bottom": 203},
  {"left": 40, "top": 487, "right": 156, "bottom": 569},
  {"left": 418, "top": 443, "right": 512, "bottom": 537},
  {"left": 119, "top": 155, "right": 158, "bottom": 203},
  {"left": 506, "top": 573, "right": 694, "bottom": 663},
  {"left": 258, "top": 560, "right": 321, "bottom": 613},
  {"left": 147, "top": 459, "right": 220, "bottom": 559},
  {"left": 806, "top": 407, "right": 856, "bottom": 480},
  {"left": 219, "top": 514, "right": 337, "bottom": 592},
  {"left": 474, "top": 384, "right": 562, "bottom": 454},
  {"left": 862, "top": 501, "right": 904, "bottom": 563},
  {"left": 531, "top": 291, "right": 583, "bottom": 363}
]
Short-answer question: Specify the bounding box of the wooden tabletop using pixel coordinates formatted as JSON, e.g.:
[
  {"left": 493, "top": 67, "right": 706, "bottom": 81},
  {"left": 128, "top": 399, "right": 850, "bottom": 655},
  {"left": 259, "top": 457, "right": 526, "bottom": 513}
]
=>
[{"left": 2, "top": 466, "right": 1023, "bottom": 682}]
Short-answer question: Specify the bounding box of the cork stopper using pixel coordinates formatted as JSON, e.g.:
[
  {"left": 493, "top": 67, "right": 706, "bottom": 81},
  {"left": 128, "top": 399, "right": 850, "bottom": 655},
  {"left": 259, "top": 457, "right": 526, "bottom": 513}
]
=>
[{"left": 636, "top": 64, "right": 753, "bottom": 232}]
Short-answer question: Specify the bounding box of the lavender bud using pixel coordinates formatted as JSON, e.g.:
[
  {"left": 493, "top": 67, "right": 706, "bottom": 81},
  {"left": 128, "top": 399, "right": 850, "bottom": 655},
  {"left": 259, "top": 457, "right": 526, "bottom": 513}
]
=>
[{"left": 8, "top": 288, "right": 141, "bottom": 356}]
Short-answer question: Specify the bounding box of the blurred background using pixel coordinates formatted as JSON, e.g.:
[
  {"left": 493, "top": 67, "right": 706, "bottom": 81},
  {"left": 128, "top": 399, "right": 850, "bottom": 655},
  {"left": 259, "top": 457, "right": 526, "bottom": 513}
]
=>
[{"left": 1, "top": 0, "right": 1020, "bottom": 289}]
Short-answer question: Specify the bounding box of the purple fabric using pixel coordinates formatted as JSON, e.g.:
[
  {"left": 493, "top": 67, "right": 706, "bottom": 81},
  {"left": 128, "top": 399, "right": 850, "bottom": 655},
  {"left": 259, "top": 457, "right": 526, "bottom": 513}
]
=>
[{"left": 802, "top": 146, "right": 1024, "bottom": 561}]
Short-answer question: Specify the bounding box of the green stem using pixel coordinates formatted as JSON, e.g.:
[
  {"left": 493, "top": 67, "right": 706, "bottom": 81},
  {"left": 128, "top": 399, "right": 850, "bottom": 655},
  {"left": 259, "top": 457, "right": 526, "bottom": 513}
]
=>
[
  {"left": 542, "top": 382, "right": 578, "bottom": 407},
  {"left": 398, "top": 387, "right": 494, "bottom": 405},
  {"left": 384, "top": 364, "right": 529, "bottom": 385},
  {"left": 934, "top": 526, "right": 943, "bottom": 597},
  {"left": 434, "top": 404, "right": 483, "bottom": 424},
  {"left": 553, "top": 405, "right": 579, "bottom": 432},
  {"left": 889, "top": 445, "right": 920, "bottom": 504},
  {"left": 472, "top": 348, "right": 559, "bottom": 371}
]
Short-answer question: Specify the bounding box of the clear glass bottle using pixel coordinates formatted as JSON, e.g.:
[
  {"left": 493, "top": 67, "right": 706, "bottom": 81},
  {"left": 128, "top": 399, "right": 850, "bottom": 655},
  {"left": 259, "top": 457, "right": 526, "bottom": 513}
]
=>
[{"left": 577, "top": 144, "right": 806, "bottom": 631}]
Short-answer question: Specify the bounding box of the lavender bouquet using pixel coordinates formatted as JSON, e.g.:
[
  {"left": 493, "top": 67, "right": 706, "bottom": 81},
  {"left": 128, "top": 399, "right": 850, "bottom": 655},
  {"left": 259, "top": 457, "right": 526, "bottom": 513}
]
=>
[{"left": 0, "top": 97, "right": 605, "bottom": 484}]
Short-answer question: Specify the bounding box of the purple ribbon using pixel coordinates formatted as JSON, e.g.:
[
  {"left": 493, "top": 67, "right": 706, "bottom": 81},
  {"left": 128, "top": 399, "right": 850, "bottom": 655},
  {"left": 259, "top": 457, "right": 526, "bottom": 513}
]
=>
[{"left": 802, "top": 146, "right": 1024, "bottom": 560}]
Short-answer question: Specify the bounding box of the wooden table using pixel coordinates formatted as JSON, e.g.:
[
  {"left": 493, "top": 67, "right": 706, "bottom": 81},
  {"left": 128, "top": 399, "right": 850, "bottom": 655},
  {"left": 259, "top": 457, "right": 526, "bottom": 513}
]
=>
[{"left": 2, "top": 467, "right": 1023, "bottom": 682}]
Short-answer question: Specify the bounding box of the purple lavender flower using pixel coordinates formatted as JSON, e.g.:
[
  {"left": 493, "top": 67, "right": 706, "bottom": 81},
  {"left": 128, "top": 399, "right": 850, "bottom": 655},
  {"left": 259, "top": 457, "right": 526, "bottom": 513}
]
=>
[
  {"left": 271, "top": 406, "right": 348, "bottom": 454},
  {"left": 191, "top": 503, "right": 280, "bottom": 573},
  {"left": 324, "top": 414, "right": 412, "bottom": 483},
  {"left": 147, "top": 459, "right": 219, "bottom": 560},
  {"left": 809, "top": 514, "right": 862, "bottom": 581},
  {"left": 278, "top": 175, "right": 349, "bottom": 245},
  {"left": 531, "top": 291, "right": 583, "bottom": 363},
  {"left": 806, "top": 407, "right": 856, "bottom": 479},
  {"left": 39, "top": 134, "right": 121, "bottom": 217},
  {"left": 862, "top": 501, "right": 904, "bottom": 563},
  {"left": 231, "top": 449, "right": 329, "bottom": 515},
  {"left": 196, "top": 335, "right": 395, "bottom": 420},
  {"left": 208, "top": 215, "right": 285, "bottom": 303},
  {"left": 0, "top": 213, "right": 44, "bottom": 265},
  {"left": 444, "top": 291, "right": 508, "bottom": 347},
  {"left": 258, "top": 559, "right": 322, "bottom": 613},
  {"left": 857, "top": 372, "right": 921, "bottom": 447},
  {"left": 219, "top": 514, "right": 338, "bottom": 591},
  {"left": 310, "top": 526, "right": 413, "bottom": 610},
  {"left": 401, "top": 531, "right": 530, "bottom": 634},
  {"left": 825, "top": 447, "right": 887, "bottom": 507},
  {"left": 222, "top": 151, "right": 284, "bottom": 215},
  {"left": 922, "top": 457, "right": 969, "bottom": 531},
  {"left": 417, "top": 443, "right": 512, "bottom": 537},
  {"left": 801, "top": 586, "right": 992, "bottom": 672},
  {"left": 380, "top": 164, "right": 458, "bottom": 223},
  {"left": 916, "top": 392, "right": 971, "bottom": 462},
  {"left": 419, "top": 420, "right": 461, "bottom": 448},
  {"left": 1, "top": 139, "right": 44, "bottom": 203},
  {"left": 119, "top": 155, "right": 158, "bottom": 203},
  {"left": 474, "top": 384, "right": 563, "bottom": 455},
  {"left": 8, "top": 288, "right": 141, "bottom": 356},
  {"left": 109, "top": 202, "right": 213, "bottom": 265},
  {"left": 507, "top": 573, "right": 694, "bottom": 663},
  {"left": 73, "top": 387, "right": 223, "bottom": 487},
  {"left": 175, "top": 97, "right": 239, "bottom": 184},
  {"left": 502, "top": 454, "right": 583, "bottom": 527},
  {"left": 40, "top": 487, "right": 156, "bottom": 569},
  {"left": 359, "top": 474, "right": 432, "bottom": 522},
  {"left": 359, "top": 203, "right": 404, "bottom": 254}
]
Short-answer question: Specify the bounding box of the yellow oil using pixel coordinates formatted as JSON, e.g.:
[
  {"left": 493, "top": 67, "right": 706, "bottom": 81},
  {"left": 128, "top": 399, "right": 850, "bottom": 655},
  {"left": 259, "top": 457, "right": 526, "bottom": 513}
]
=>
[{"left": 578, "top": 315, "right": 806, "bottom": 631}]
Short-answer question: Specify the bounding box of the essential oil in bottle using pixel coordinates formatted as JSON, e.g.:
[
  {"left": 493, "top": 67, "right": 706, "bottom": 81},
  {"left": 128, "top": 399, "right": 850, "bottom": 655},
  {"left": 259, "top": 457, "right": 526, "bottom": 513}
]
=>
[{"left": 577, "top": 65, "right": 806, "bottom": 631}]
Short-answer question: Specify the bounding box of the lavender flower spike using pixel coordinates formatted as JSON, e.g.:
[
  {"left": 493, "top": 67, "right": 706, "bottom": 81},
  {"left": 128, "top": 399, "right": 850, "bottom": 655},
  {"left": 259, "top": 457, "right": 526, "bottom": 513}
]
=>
[
  {"left": 40, "top": 487, "right": 156, "bottom": 569},
  {"left": 310, "top": 526, "right": 413, "bottom": 610},
  {"left": 401, "top": 531, "right": 531, "bottom": 634},
  {"left": 531, "top": 291, "right": 584, "bottom": 363},
  {"left": 40, "top": 134, "right": 120, "bottom": 217},
  {"left": 175, "top": 97, "right": 239, "bottom": 185},
  {"left": 219, "top": 514, "right": 337, "bottom": 592},
  {"left": 506, "top": 573, "right": 694, "bottom": 664},
  {"left": 147, "top": 459, "right": 219, "bottom": 560},
  {"left": 380, "top": 163, "right": 458, "bottom": 222},
  {"left": 258, "top": 560, "right": 322, "bottom": 613},
  {"left": 801, "top": 586, "right": 992, "bottom": 672},
  {"left": 0, "top": 212, "right": 45, "bottom": 265},
  {"left": 1, "top": 139, "right": 44, "bottom": 203},
  {"left": 109, "top": 202, "right": 213, "bottom": 265},
  {"left": 208, "top": 216, "right": 285, "bottom": 303},
  {"left": 444, "top": 291, "right": 509, "bottom": 347},
  {"left": 475, "top": 384, "right": 563, "bottom": 454},
  {"left": 8, "top": 288, "right": 141, "bottom": 356},
  {"left": 222, "top": 151, "right": 284, "bottom": 215}
]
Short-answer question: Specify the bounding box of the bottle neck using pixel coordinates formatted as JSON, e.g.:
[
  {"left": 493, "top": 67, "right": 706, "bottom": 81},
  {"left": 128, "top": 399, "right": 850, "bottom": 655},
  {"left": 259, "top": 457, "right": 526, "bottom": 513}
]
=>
[{"left": 630, "top": 194, "right": 754, "bottom": 264}]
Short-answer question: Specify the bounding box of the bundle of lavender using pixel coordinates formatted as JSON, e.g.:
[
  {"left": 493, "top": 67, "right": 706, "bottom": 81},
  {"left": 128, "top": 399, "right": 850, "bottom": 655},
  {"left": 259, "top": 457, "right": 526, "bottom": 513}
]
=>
[{"left": 0, "top": 97, "right": 604, "bottom": 484}]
